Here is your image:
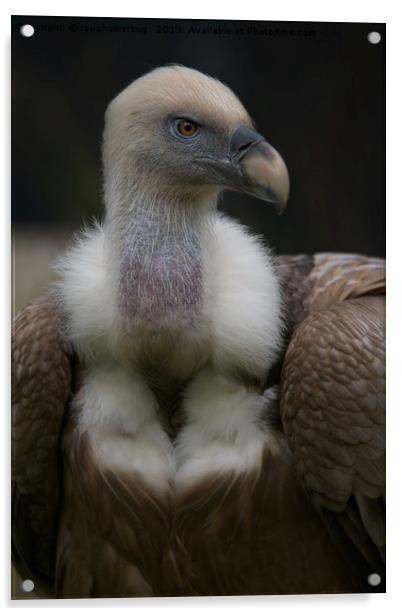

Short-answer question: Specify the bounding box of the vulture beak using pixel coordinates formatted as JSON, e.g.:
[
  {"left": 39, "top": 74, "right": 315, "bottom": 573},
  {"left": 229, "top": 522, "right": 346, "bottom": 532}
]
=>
[{"left": 196, "top": 124, "right": 290, "bottom": 213}]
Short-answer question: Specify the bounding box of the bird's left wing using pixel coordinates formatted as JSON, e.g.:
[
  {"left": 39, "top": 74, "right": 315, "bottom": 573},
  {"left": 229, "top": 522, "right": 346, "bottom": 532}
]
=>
[
  {"left": 12, "top": 296, "right": 72, "bottom": 596},
  {"left": 277, "top": 254, "right": 385, "bottom": 590}
]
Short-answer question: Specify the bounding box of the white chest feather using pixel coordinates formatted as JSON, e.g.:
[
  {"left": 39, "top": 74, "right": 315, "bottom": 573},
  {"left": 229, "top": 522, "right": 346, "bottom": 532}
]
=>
[
  {"left": 58, "top": 211, "right": 283, "bottom": 488},
  {"left": 76, "top": 364, "right": 279, "bottom": 492}
]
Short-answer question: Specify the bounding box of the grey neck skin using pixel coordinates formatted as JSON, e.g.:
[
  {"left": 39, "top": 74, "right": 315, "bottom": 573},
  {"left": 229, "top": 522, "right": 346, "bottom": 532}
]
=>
[{"left": 105, "top": 187, "right": 217, "bottom": 324}]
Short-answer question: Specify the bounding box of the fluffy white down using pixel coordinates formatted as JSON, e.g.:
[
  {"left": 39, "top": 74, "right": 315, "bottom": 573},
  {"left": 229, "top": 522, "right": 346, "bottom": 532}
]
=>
[
  {"left": 206, "top": 214, "right": 282, "bottom": 379},
  {"left": 55, "top": 224, "right": 114, "bottom": 362},
  {"left": 57, "top": 214, "right": 282, "bottom": 369},
  {"left": 74, "top": 366, "right": 175, "bottom": 491},
  {"left": 176, "top": 367, "right": 280, "bottom": 486},
  {"left": 57, "top": 212, "right": 282, "bottom": 485}
]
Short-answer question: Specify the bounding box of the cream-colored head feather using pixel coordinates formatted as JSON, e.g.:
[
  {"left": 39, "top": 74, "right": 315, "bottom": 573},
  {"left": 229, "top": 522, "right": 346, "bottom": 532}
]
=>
[{"left": 105, "top": 64, "right": 252, "bottom": 139}]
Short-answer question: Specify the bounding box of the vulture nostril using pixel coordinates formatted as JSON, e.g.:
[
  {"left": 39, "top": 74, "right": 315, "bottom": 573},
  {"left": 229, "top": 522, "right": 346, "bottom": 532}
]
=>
[
  {"left": 234, "top": 141, "right": 259, "bottom": 161},
  {"left": 238, "top": 142, "right": 254, "bottom": 153},
  {"left": 229, "top": 124, "right": 265, "bottom": 160}
]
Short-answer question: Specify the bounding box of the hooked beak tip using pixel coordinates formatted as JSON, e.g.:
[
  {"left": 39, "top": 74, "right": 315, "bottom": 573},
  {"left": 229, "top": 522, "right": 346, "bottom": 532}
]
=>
[
  {"left": 228, "top": 125, "right": 290, "bottom": 213},
  {"left": 194, "top": 125, "right": 290, "bottom": 213},
  {"left": 240, "top": 140, "right": 290, "bottom": 213}
]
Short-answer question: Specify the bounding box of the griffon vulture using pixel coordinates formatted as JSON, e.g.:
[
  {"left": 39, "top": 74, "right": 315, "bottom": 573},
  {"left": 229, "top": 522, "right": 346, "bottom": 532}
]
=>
[{"left": 12, "top": 65, "right": 385, "bottom": 598}]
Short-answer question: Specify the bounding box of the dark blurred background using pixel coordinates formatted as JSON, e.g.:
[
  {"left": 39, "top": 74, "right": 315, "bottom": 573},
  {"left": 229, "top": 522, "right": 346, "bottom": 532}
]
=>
[{"left": 12, "top": 16, "right": 385, "bottom": 311}]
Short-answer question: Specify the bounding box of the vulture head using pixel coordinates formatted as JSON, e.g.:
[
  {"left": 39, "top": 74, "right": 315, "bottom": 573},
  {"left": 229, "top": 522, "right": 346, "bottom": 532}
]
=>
[{"left": 103, "top": 65, "right": 289, "bottom": 213}]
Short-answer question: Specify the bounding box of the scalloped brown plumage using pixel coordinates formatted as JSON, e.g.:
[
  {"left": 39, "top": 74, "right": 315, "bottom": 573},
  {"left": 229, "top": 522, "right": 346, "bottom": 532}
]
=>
[
  {"left": 278, "top": 254, "right": 385, "bottom": 586},
  {"left": 11, "top": 252, "right": 385, "bottom": 597}
]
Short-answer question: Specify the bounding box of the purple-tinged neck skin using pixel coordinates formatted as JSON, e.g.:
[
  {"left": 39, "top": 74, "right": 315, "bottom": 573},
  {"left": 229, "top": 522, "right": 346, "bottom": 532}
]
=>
[{"left": 117, "top": 201, "right": 204, "bottom": 323}]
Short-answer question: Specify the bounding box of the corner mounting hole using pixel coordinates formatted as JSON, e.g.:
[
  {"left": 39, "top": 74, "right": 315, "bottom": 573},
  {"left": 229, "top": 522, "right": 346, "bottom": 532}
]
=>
[
  {"left": 367, "top": 31, "right": 381, "bottom": 45},
  {"left": 367, "top": 573, "right": 381, "bottom": 586},
  {"left": 21, "top": 578, "right": 35, "bottom": 592},
  {"left": 20, "top": 24, "right": 35, "bottom": 38}
]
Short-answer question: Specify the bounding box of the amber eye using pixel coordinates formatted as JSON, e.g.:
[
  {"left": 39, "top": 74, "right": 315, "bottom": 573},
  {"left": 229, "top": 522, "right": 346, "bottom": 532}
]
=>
[{"left": 175, "top": 118, "right": 199, "bottom": 138}]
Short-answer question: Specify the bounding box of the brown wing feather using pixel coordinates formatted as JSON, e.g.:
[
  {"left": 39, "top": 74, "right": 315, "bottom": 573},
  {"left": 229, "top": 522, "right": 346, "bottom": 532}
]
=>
[
  {"left": 55, "top": 418, "right": 169, "bottom": 598},
  {"left": 273, "top": 254, "right": 314, "bottom": 328},
  {"left": 275, "top": 252, "right": 385, "bottom": 327},
  {"left": 280, "top": 285, "right": 385, "bottom": 584},
  {"left": 167, "top": 440, "right": 362, "bottom": 595},
  {"left": 12, "top": 296, "right": 72, "bottom": 596},
  {"left": 307, "top": 253, "right": 385, "bottom": 310}
]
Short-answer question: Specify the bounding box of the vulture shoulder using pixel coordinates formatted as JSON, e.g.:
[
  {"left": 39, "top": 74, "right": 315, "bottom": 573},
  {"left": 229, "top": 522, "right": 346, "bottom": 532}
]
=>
[
  {"left": 277, "top": 253, "right": 385, "bottom": 590},
  {"left": 275, "top": 252, "right": 385, "bottom": 326},
  {"left": 12, "top": 296, "right": 72, "bottom": 596}
]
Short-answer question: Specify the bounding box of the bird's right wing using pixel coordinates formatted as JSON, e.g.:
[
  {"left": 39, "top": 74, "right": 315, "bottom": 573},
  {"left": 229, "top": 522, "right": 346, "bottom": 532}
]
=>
[{"left": 12, "top": 296, "right": 72, "bottom": 597}]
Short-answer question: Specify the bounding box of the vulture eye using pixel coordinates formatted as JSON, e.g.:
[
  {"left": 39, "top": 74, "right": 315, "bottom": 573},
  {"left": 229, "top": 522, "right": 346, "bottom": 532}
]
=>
[{"left": 174, "top": 118, "right": 199, "bottom": 138}]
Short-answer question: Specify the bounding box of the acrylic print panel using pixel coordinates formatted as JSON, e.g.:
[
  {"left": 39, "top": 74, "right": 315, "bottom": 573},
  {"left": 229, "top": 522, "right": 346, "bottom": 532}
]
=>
[{"left": 11, "top": 16, "right": 385, "bottom": 599}]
